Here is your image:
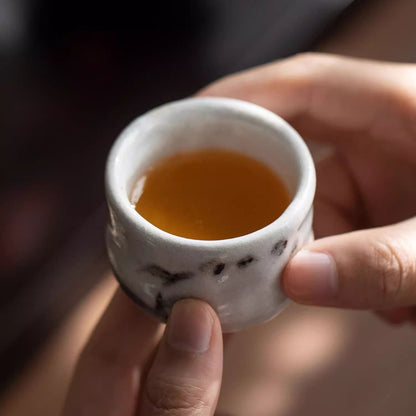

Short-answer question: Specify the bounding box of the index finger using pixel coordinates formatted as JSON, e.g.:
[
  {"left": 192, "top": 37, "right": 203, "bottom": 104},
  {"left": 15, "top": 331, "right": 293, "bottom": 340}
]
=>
[
  {"left": 199, "top": 53, "right": 416, "bottom": 154},
  {"left": 63, "top": 288, "right": 164, "bottom": 416}
]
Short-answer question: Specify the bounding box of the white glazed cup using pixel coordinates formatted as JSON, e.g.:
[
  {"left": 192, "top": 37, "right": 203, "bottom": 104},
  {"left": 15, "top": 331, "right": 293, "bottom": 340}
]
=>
[{"left": 105, "top": 97, "right": 315, "bottom": 332}]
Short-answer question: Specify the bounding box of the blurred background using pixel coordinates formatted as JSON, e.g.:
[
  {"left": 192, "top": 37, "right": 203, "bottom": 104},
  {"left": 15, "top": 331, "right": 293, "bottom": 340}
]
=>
[{"left": 1, "top": 1, "right": 416, "bottom": 415}]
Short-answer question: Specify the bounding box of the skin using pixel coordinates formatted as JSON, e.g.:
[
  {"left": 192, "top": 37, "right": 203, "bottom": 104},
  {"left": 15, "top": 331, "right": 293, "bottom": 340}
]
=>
[
  {"left": 199, "top": 53, "right": 416, "bottom": 322},
  {"left": 63, "top": 54, "right": 416, "bottom": 415},
  {"left": 62, "top": 292, "right": 223, "bottom": 416}
]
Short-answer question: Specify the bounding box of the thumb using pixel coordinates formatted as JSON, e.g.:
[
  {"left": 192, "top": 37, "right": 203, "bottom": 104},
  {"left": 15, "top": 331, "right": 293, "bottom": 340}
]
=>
[
  {"left": 282, "top": 218, "right": 416, "bottom": 309},
  {"left": 139, "top": 299, "right": 223, "bottom": 415}
]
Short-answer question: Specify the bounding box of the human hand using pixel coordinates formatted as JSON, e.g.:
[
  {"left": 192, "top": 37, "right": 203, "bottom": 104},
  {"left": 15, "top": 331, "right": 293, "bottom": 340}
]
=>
[
  {"left": 199, "top": 53, "right": 416, "bottom": 324},
  {"left": 62, "top": 291, "right": 223, "bottom": 415}
]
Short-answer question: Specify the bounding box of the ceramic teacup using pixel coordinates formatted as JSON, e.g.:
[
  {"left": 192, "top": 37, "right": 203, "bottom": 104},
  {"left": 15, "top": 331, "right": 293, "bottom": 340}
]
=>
[{"left": 105, "top": 97, "right": 315, "bottom": 332}]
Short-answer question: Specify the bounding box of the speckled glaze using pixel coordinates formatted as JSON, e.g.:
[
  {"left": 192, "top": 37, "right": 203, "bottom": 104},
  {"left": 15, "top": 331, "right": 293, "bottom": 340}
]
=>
[{"left": 105, "top": 97, "right": 315, "bottom": 332}]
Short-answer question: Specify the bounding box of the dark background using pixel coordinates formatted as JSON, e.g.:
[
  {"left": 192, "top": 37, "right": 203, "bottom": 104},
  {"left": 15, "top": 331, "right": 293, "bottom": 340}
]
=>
[{"left": 0, "top": 0, "right": 359, "bottom": 390}]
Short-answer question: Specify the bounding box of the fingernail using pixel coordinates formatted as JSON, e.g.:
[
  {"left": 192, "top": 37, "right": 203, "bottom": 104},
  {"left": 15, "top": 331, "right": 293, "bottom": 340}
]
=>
[
  {"left": 284, "top": 250, "right": 338, "bottom": 302},
  {"left": 167, "top": 300, "right": 213, "bottom": 353}
]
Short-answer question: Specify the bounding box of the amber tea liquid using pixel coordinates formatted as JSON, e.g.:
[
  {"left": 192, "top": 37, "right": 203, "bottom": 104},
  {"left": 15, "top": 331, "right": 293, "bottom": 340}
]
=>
[{"left": 134, "top": 149, "right": 290, "bottom": 240}]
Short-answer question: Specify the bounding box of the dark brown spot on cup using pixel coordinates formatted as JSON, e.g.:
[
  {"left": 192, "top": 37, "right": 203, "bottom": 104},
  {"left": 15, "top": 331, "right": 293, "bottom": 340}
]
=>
[
  {"left": 213, "top": 263, "right": 225, "bottom": 275},
  {"left": 291, "top": 241, "right": 299, "bottom": 255},
  {"left": 271, "top": 239, "right": 287, "bottom": 256},
  {"left": 155, "top": 292, "right": 166, "bottom": 318},
  {"left": 143, "top": 264, "right": 193, "bottom": 285},
  {"left": 237, "top": 255, "right": 256, "bottom": 268}
]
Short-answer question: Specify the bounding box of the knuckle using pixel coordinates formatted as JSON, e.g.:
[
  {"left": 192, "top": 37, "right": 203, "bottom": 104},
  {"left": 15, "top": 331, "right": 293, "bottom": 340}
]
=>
[
  {"left": 372, "top": 236, "right": 409, "bottom": 303},
  {"left": 289, "top": 52, "right": 340, "bottom": 70},
  {"left": 287, "top": 52, "right": 321, "bottom": 78},
  {"left": 145, "top": 375, "right": 208, "bottom": 415},
  {"left": 291, "top": 52, "right": 320, "bottom": 64},
  {"left": 284, "top": 53, "right": 345, "bottom": 111}
]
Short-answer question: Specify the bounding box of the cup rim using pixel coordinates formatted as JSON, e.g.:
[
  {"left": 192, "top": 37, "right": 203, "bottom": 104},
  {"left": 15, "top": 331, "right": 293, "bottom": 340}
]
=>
[{"left": 105, "top": 97, "right": 316, "bottom": 249}]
